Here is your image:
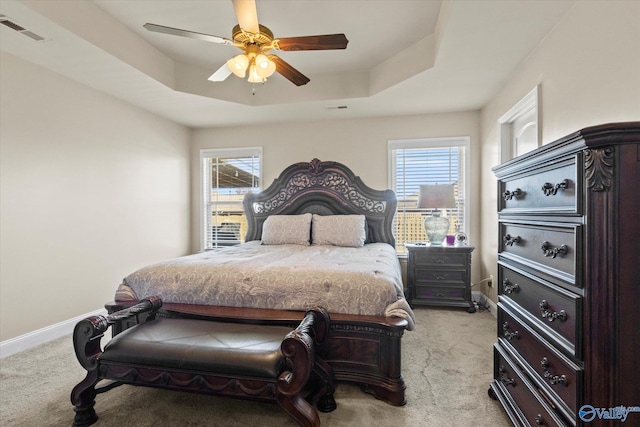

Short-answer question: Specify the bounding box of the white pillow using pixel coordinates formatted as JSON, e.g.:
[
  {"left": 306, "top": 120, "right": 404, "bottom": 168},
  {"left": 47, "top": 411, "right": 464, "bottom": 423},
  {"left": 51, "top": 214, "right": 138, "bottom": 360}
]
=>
[
  {"left": 261, "top": 213, "right": 312, "bottom": 245},
  {"left": 312, "top": 214, "right": 366, "bottom": 247}
]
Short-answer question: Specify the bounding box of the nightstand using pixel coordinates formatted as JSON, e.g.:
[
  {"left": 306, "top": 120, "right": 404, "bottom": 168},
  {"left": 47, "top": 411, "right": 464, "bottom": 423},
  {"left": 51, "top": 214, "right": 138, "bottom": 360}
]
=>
[{"left": 405, "top": 244, "right": 476, "bottom": 313}]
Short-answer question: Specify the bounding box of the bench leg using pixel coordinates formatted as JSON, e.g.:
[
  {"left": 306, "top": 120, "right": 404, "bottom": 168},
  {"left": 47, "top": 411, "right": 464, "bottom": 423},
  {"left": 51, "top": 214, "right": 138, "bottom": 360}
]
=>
[{"left": 70, "top": 371, "right": 99, "bottom": 427}]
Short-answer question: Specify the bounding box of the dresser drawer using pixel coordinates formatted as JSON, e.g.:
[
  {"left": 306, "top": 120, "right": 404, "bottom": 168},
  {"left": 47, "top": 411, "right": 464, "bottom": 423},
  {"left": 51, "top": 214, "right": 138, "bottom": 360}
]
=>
[
  {"left": 413, "top": 285, "right": 468, "bottom": 302},
  {"left": 492, "top": 344, "right": 568, "bottom": 427},
  {"left": 500, "top": 221, "right": 580, "bottom": 286},
  {"left": 499, "top": 306, "right": 582, "bottom": 421},
  {"left": 498, "top": 263, "right": 582, "bottom": 358},
  {"left": 413, "top": 268, "right": 467, "bottom": 286},
  {"left": 498, "top": 156, "right": 580, "bottom": 215}
]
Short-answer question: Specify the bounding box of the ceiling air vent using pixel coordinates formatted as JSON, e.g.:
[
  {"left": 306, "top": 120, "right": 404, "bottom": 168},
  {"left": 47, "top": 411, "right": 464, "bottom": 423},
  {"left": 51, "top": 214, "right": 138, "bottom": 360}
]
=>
[{"left": 0, "top": 14, "right": 46, "bottom": 42}]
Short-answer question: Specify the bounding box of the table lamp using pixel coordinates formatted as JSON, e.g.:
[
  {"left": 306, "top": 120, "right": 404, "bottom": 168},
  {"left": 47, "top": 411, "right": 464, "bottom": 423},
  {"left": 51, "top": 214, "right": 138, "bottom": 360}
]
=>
[{"left": 417, "top": 184, "right": 456, "bottom": 245}]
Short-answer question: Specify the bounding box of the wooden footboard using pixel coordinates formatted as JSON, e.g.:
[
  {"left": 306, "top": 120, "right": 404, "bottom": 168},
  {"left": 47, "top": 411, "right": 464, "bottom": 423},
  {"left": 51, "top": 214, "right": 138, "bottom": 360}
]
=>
[
  {"left": 323, "top": 314, "right": 407, "bottom": 406},
  {"left": 105, "top": 301, "right": 408, "bottom": 406}
]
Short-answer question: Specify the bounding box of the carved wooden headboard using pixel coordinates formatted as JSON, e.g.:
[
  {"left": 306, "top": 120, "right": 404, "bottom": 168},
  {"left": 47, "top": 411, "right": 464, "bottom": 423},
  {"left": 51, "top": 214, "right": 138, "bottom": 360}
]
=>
[{"left": 243, "top": 159, "right": 397, "bottom": 246}]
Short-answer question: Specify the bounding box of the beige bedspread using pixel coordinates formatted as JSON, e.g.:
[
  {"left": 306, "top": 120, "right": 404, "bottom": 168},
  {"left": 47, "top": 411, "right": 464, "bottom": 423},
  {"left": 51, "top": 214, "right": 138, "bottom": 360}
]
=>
[{"left": 115, "top": 241, "right": 415, "bottom": 330}]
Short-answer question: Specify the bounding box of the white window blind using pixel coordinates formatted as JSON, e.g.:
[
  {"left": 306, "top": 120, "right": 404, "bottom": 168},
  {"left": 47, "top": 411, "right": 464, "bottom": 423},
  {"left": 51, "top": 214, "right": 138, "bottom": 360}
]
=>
[
  {"left": 389, "top": 137, "right": 469, "bottom": 254},
  {"left": 201, "top": 147, "right": 262, "bottom": 251}
]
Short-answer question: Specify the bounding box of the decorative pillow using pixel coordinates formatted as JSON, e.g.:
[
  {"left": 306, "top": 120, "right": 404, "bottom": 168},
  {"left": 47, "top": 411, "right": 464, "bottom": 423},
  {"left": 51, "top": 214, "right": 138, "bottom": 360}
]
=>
[
  {"left": 312, "top": 214, "right": 367, "bottom": 247},
  {"left": 261, "top": 213, "right": 312, "bottom": 245}
]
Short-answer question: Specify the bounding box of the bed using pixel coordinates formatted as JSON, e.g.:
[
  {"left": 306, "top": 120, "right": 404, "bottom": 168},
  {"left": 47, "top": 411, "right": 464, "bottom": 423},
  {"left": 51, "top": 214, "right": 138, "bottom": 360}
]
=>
[{"left": 107, "top": 158, "right": 414, "bottom": 406}]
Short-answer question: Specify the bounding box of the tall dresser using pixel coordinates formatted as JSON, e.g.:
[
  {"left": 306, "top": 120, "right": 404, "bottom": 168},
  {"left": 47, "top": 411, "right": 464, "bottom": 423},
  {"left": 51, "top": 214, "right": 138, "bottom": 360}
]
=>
[{"left": 488, "top": 122, "right": 640, "bottom": 426}]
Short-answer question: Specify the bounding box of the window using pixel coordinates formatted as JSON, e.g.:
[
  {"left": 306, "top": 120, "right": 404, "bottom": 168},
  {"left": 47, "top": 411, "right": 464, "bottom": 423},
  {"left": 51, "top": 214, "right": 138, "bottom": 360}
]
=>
[
  {"left": 201, "top": 147, "right": 262, "bottom": 251},
  {"left": 389, "top": 137, "right": 469, "bottom": 254}
]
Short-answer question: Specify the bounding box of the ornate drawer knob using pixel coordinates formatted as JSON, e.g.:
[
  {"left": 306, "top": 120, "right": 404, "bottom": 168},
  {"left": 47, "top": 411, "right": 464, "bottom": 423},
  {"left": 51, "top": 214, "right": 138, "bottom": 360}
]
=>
[
  {"left": 503, "top": 188, "right": 523, "bottom": 201},
  {"left": 502, "top": 322, "right": 519, "bottom": 340},
  {"left": 540, "top": 357, "right": 568, "bottom": 386},
  {"left": 503, "top": 279, "right": 520, "bottom": 294},
  {"left": 541, "top": 179, "right": 569, "bottom": 196},
  {"left": 540, "top": 241, "right": 568, "bottom": 258},
  {"left": 539, "top": 300, "right": 567, "bottom": 322},
  {"left": 498, "top": 366, "right": 515, "bottom": 387},
  {"left": 503, "top": 234, "right": 521, "bottom": 246}
]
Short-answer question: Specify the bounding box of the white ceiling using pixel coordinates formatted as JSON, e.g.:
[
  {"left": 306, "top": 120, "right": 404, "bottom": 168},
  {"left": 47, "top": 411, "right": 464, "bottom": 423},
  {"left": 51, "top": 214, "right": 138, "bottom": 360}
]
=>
[{"left": 0, "top": 0, "right": 575, "bottom": 128}]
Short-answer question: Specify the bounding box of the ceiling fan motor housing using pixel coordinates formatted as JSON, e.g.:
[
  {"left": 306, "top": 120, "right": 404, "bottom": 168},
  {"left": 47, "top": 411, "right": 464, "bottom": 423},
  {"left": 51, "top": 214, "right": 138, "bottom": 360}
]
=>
[{"left": 231, "top": 24, "right": 274, "bottom": 47}]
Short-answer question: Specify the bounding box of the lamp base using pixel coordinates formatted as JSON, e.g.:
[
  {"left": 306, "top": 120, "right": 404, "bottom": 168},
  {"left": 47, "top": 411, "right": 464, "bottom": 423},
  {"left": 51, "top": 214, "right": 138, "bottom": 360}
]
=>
[{"left": 424, "top": 214, "right": 450, "bottom": 246}]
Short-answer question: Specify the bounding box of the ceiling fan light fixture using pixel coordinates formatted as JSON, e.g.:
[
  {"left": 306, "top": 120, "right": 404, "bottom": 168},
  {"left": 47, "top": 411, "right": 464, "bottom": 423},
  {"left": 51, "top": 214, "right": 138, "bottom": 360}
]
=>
[
  {"left": 144, "top": 0, "right": 347, "bottom": 87},
  {"left": 254, "top": 54, "right": 276, "bottom": 78},
  {"left": 227, "top": 54, "right": 249, "bottom": 77},
  {"left": 247, "top": 63, "right": 265, "bottom": 83}
]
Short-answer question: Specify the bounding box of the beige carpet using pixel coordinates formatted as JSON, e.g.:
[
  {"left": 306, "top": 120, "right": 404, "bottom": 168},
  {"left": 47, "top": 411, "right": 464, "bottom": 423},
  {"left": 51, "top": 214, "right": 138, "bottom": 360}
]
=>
[{"left": 0, "top": 306, "right": 512, "bottom": 426}]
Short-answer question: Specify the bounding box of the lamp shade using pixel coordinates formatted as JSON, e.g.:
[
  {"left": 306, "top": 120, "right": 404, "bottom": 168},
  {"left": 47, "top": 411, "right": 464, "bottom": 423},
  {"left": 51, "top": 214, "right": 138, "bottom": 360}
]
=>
[
  {"left": 227, "top": 54, "right": 249, "bottom": 78},
  {"left": 417, "top": 184, "right": 456, "bottom": 209},
  {"left": 247, "top": 64, "right": 264, "bottom": 83},
  {"left": 255, "top": 54, "right": 276, "bottom": 78}
]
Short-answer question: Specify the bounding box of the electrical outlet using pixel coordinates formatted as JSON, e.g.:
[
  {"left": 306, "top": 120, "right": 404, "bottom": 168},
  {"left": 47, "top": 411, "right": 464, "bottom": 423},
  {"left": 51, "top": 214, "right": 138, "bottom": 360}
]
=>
[{"left": 488, "top": 275, "right": 494, "bottom": 287}]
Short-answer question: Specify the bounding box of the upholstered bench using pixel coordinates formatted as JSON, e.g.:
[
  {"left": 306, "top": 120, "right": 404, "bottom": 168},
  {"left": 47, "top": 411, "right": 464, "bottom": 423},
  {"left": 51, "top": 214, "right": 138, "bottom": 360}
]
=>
[{"left": 71, "top": 297, "right": 334, "bottom": 427}]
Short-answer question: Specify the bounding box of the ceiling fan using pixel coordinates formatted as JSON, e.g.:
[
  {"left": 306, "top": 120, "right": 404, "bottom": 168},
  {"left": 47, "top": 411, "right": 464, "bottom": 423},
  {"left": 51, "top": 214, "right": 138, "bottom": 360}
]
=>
[{"left": 143, "top": 0, "right": 348, "bottom": 86}]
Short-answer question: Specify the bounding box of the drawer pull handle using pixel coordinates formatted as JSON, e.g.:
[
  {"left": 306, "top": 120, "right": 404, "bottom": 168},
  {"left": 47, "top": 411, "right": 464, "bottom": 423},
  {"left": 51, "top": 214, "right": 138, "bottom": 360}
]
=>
[
  {"left": 541, "top": 179, "right": 569, "bottom": 196},
  {"left": 502, "top": 322, "right": 519, "bottom": 340},
  {"left": 434, "top": 257, "right": 446, "bottom": 264},
  {"left": 503, "top": 234, "right": 521, "bottom": 246},
  {"left": 503, "top": 188, "right": 523, "bottom": 201},
  {"left": 498, "top": 366, "right": 516, "bottom": 387},
  {"left": 540, "top": 357, "right": 568, "bottom": 386},
  {"left": 535, "top": 414, "right": 545, "bottom": 425},
  {"left": 540, "top": 241, "right": 568, "bottom": 258},
  {"left": 503, "top": 279, "right": 520, "bottom": 294},
  {"left": 539, "top": 300, "right": 567, "bottom": 322}
]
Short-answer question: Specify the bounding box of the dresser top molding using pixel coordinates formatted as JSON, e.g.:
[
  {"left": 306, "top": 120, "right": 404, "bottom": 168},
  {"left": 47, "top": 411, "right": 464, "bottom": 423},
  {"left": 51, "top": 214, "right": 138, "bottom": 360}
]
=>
[{"left": 492, "top": 121, "right": 640, "bottom": 180}]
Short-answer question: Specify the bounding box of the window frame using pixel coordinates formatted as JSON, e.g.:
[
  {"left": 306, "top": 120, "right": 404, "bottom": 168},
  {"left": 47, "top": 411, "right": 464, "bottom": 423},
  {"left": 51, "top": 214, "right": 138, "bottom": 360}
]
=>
[
  {"left": 388, "top": 136, "right": 470, "bottom": 255},
  {"left": 499, "top": 85, "right": 540, "bottom": 162},
  {"left": 200, "top": 147, "right": 263, "bottom": 251}
]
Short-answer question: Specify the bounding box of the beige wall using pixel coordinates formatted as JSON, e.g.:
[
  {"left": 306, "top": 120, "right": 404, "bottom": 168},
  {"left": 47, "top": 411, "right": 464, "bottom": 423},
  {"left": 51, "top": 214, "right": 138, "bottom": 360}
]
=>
[
  {"left": 478, "top": 1, "right": 640, "bottom": 302},
  {"left": 0, "top": 52, "right": 191, "bottom": 341},
  {"left": 191, "top": 111, "right": 481, "bottom": 275}
]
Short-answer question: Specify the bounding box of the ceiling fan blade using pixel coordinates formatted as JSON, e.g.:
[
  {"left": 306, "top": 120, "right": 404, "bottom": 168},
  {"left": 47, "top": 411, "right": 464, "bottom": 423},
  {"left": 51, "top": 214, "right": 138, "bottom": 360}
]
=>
[
  {"left": 270, "top": 55, "right": 310, "bottom": 86},
  {"left": 143, "top": 23, "right": 234, "bottom": 45},
  {"left": 232, "top": 0, "right": 259, "bottom": 34},
  {"left": 276, "top": 34, "right": 349, "bottom": 51},
  {"left": 208, "top": 63, "right": 233, "bottom": 82}
]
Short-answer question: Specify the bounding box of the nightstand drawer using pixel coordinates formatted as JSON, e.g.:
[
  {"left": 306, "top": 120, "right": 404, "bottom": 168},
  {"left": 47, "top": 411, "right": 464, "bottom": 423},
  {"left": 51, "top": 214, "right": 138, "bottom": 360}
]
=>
[
  {"left": 414, "top": 285, "right": 467, "bottom": 301},
  {"left": 492, "top": 345, "right": 567, "bottom": 427},
  {"left": 411, "top": 251, "right": 469, "bottom": 268},
  {"left": 499, "top": 306, "right": 582, "bottom": 419},
  {"left": 500, "top": 221, "right": 580, "bottom": 286},
  {"left": 499, "top": 264, "right": 581, "bottom": 358},
  {"left": 413, "top": 268, "right": 467, "bottom": 286},
  {"left": 498, "top": 157, "right": 579, "bottom": 215}
]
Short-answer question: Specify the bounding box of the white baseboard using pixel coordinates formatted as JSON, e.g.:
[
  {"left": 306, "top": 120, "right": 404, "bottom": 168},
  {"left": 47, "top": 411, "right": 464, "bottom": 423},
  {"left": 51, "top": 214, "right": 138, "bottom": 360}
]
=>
[
  {"left": 0, "top": 308, "right": 107, "bottom": 359},
  {"left": 472, "top": 291, "right": 498, "bottom": 317}
]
